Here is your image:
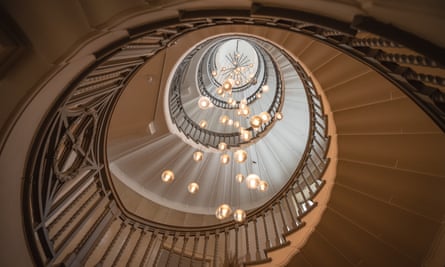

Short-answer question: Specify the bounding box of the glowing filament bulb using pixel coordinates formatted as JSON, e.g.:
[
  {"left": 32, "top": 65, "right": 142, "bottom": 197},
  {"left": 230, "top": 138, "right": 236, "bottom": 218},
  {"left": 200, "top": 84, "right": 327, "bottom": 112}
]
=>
[
  {"left": 234, "top": 149, "right": 247, "bottom": 163},
  {"left": 199, "top": 120, "right": 207, "bottom": 128},
  {"left": 217, "top": 87, "right": 224, "bottom": 95},
  {"left": 222, "top": 80, "right": 232, "bottom": 92},
  {"left": 215, "top": 204, "right": 232, "bottom": 220},
  {"left": 250, "top": 115, "right": 262, "bottom": 129},
  {"left": 259, "top": 112, "right": 271, "bottom": 123},
  {"left": 220, "top": 154, "right": 230, "bottom": 164},
  {"left": 246, "top": 174, "right": 260, "bottom": 189},
  {"left": 258, "top": 180, "right": 269, "bottom": 192},
  {"left": 240, "top": 130, "right": 252, "bottom": 141},
  {"left": 233, "top": 209, "right": 246, "bottom": 222},
  {"left": 188, "top": 182, "right": 199, "bottom": 194},
  {"left": 218, "top": 142, "right": 227, "bottom": 151},
  {"left": 240, "top": 107, "right": 250, "bottom": 117},
  {"left": 220, "top": 115, "right": 229, "bottom": 124},
  {"left": 161, "top": 170, "right": 174, "bottom": 183},
  {"left": 193, "top": 151, "right": 203, "bottom": 162},
  {"left": 198, "top": 96, "right": 211, "bottom": 109}
]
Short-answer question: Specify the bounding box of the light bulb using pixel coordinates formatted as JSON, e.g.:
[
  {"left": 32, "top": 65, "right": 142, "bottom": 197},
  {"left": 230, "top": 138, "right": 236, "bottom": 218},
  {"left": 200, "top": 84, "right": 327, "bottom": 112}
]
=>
[
  {"left": 246, "top": 174, "right": 260, "bottom": 189},
  {"left": 275, "top": 112, "right": 283, "bottom": 120},
  {"left": 235, "top": 173, "right": 244, "bottom": 183},
  {"left": 262, "top": 84, "right": 269, "bottom": 92},
  {"left": 234, "top": 149, "right": 247, "bottom": 163},
  {"left": 215, "top": 204, "right": 232, "bottom": 220},
  {"left": 227, "top": 98, "right": 234, "bottom": 105},
  {"left": 240, "top": 107, "right": 250, "bottom": 117},
  {"left": 220, "top": 154, "right": 230, "bottom": 164},
  {"left": 199, "top": 120, "right": 207, "bottom": 128},
  {"left": 193, "top": 151, "right": 203, "bottom": 162},
  {"left": 218, "top": 142, "right": 227, "bottom": 151},
  {"left": 222, "top": 80, "right": 232, "bottom": 92},
  {"left": 212, "top": 70, "right": 217, "bottom": 76},
  {"left": 258, "top": 180, "right": 269, "bottom": 192},
  {"left": 161, "top": 170, "right": 174, "bottom": 183},
  {"left": 234, "top": 121, "right": 240, "bottom": 128},
  {"left": 220, "top": 115, "right": 229, "bottom": 124},
  {"left": 259, "top": 112, "right": 271, "bottom": 123},
  {"left": 217, "top": 87, "right": 224, "bottom": 95},
  {"left": 227, "top": 119, "right": 233, "bottom": 126},
  {"left": 250, "top": 115, "right": 262, "bottom": 129},
  {"left": 198, "top": 96, "right": 211, "bottom": 110},
  {"left": 233, "top": 209, "right": 246, "bottom": 223},
  {"left": 188, "top": 182, "right": 199, "bottom": 194},
  {"left": 240, "top": 130, "right": 252, "bottom": 141},
  {"left": 256, "top": 92, "right": 262, "bottom": 99}
]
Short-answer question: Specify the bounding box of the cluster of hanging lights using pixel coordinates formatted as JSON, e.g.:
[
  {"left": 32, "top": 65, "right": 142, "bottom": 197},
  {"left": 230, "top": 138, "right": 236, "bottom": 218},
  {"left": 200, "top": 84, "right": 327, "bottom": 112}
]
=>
[{"left": 162, "top": 40, "right": 284, "bottom": 223}]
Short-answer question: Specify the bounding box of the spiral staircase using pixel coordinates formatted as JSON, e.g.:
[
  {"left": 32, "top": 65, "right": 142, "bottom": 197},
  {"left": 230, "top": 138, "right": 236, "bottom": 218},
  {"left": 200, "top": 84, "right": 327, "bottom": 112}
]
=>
[{"left": 1, "top": 1, "right": 445, "bottom": 267}]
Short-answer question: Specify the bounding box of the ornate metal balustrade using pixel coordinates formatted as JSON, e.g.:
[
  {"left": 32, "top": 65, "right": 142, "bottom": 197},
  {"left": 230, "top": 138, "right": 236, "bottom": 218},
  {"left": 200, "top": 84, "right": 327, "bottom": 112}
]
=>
[
  {"left": 169, "top": 35, "right": 283, "bottom": 149},
  {"left": 23, "top": 4, "right": 444, "bottom": 267}
]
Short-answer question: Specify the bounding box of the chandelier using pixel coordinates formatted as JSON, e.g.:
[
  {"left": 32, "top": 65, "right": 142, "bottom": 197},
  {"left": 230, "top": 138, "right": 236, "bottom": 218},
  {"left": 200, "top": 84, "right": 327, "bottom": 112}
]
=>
[{"left": 162, "top": 38, "right": 283, "bottom": 223}]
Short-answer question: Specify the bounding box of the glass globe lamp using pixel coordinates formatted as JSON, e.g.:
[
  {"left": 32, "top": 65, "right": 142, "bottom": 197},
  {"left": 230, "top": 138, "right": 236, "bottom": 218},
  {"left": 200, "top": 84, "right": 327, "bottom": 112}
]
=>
[
  {"left": 235, "top": 173, "right": 244, "bottom": 183},
  {"left": 233, "top": 209, "right": 246, "bottom": 223},
  {"left": 220, "top": 154, "right": 230, "bottom": 164},
  {"left": 222, "top": 80, "right": 232, "bottom": 92},
  {"left": 215, "top": 204, "right": 232, "bottom": 220},
  {"left": 217, "top": 87, "right": 224, "bottom": 95},
  {"left": 245, "top": 174, "right": 260, "bottom": 189},
  {"left": 199, "top": 120, "right": 207, "bottom": 128},
  {"left": 193, "top": 151, "right": 203, "bottom": 162},
  {"left": 234, "top": 149, "right": 247, "bottom": 163},
  {"left": 220, "top": 115, "right": 229, "bottom": 124},
  {"left": 259, "top": 112, "right": 271, "bottom": 123},
  {"left": 240, "top": 129, "right": 252, "bottom": 141},
  {"left": 198, "top": 96, "right": 211, "bottom": 110},
  {"left": 258, "top": 180, "right": 269, "bottom": 192},
  {"left": 161, "top": 170, "right": 175, "bottom": 183},
  {"left": 187, "top": 182, "right": 199, "bottom": 194},
  {"left": 250, "top": 115, "right": 262, "bottom": 129},
  {"left": 218, "top": 142, "right": 227, "bottom": 151}
]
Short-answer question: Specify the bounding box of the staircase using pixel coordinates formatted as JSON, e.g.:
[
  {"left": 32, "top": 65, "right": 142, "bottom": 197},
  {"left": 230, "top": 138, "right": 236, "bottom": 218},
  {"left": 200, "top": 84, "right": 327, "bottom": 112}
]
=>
[{"left": 1, "top": 2, "right": 444, "bottom": 267}]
